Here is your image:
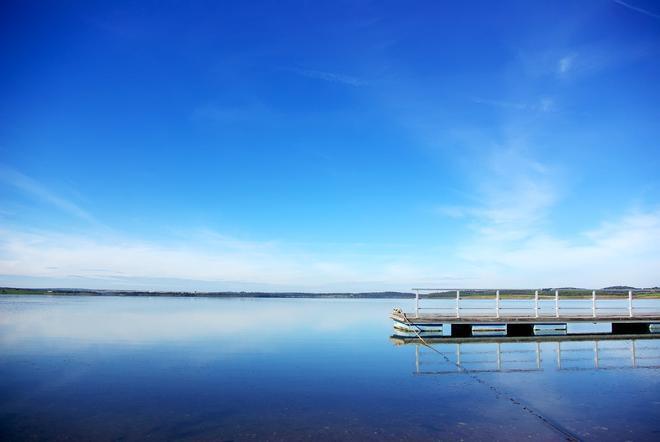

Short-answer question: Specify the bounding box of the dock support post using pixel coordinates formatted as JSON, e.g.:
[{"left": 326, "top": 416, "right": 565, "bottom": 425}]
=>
[
  {"left": 628, "top": 290, "right": 633, "bottom": 317},
  {"left": 592, "top": 290, "right": 596, "bottom": 318},
  {"left": 495, "top": 290, "right": 500, "bottom": 318},
  {"left": 415, "top": 289, "right": 419, "bottom": 318},
  {"left": 534, "top": 290, "right": 539, "bottom": 318},
  {"left": 456, "top": 290, "right": 460, "bottom": 318},
  {"left": 555, "top": 290, "right": 559, "bottom": 318}
]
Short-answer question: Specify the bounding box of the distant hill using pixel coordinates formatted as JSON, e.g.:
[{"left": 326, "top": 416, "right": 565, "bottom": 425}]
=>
[
  {"left": 2, "top": 286, "right": 659, "bottom": 298},
  {"left": 0, "top": 287, "right": 415, "bottom": 299}
]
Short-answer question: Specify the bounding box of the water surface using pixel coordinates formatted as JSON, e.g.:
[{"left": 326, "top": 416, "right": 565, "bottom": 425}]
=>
[{"left": 1, "top": 295, "right": 659, "bottom": 441}]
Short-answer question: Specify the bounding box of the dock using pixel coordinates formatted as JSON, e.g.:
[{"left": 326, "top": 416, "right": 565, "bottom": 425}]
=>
[{"left": 392, "top": 288, "right": 660, "bottom": 338}]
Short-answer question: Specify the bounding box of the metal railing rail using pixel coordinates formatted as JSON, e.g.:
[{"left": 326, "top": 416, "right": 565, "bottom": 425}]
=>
[{"left": 411, "top": 288, "right": 652, "bottom": 318}]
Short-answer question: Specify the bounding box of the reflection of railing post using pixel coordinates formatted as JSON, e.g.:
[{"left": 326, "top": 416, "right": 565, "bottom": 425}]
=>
[
  {"left": 415, "top": 289, "right": 419, "bottom": 318},
  {"left": 628, "top": 290, "right": 633, "bottom": 317},
  {"left": 404, "top": 339, "right": 648, "bottom": 376},
  {"left": 592, "top": 290, "right": 596, "bottom": 318},
  {"left": 534, "top": 290, "right": 539, "bottom": 318},
  {"left": 555, "top": 290, "right": 559, "bottom": 318},
  {"left": 495, "top": 290, "right": 500, "bottom": 318},
  {"left": 456, "top": 343, "right": 461, "bottom": 370},
  {"left": 456, "top": 290, "right": 460, "bottom": 318},
  {"left": 556, "top": 341, "right": 561, "bottom": 369},
  {"left": 594, "top": 340, "right": 599, "bottom": 369}
]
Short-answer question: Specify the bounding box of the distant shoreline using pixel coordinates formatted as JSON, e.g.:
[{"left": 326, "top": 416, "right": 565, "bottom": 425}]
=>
[
  {"left": 2, "top": 287, "right": 660, "bottom": 299},
  {"left": 0, "top": 288, "right": 414, "bottom": 299}
]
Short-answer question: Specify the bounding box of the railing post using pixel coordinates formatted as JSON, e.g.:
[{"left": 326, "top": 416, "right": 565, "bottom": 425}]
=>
[
  {"left": 415, "top": 289, "right": 419, "bottom": 317},
  {"left": 592, "top": 290, "right": 596, "bottom": 318},
  {"left": 628, "top": 290, "right": 633, "bottom": 318},
  {"left": 495, "top": 290, "right": 500, "bottom": 318},
  {"left": 555, "top": 289, "right": 559, "bottom": 318},
  {"left": 456, "top": 290, "right": 460, "bottom": 318},
  {"left": 534, "top": 290, "right": 539, "bottom": 318}
]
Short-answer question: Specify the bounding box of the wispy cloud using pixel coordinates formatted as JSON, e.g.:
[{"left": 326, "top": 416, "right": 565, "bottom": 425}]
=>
[
  {"left": 473, "top": 97, "right": 556, "bottom": 112},
  {"left": 457, "top": 208, "right": 660, "bottom": 288},
  {"left": 614, "top": 0, "right": 660, "bottom": 19},
  {"left": 191, "top": 99, "right": 275, "bottom": 124},
  {"left": 552, "top": 46, "right": 652, "bottom": 79},
  {"left": 438, "top": 149, "right": 558, "bottom": 242},
  {"left": 558, "top": 53, "right": 576, "bottom": 75},
  {"left": 0, "top": 165, "right": 95, "bottom": 223},
  {"left": 284, "top": 67, "right": 366, "bottom": 87},
  {"left": 0, "top": 226, "right": 448, "bottom": 291},
  {"left": 436, "top": 149, "right": 660, "bottom": 287},
  {"left": 520, "top": 44, "right": 650, "bottom": 80}
]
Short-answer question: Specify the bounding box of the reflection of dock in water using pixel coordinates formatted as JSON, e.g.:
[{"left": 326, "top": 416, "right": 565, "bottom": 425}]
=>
[{"left": 391, "top": 335, "right": 660, "bottom": 374}]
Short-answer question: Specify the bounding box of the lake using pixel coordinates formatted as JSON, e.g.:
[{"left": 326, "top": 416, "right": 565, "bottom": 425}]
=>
[{"left": 1, "top": 295, "right": 659, "bottom": 441}]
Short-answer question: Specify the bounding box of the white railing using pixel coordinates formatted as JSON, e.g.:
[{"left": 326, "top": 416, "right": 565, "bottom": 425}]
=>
[{"left": 411, "top": 288, "right": 654, "bottom": 319}]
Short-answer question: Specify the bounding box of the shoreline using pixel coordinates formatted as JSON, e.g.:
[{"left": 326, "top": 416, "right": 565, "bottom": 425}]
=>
[
  {"left": 0, "top": 288, "right": 414, "bottom": 299},
  {"left": 2, "top": 288, "right": 660, "bottom": 299}
]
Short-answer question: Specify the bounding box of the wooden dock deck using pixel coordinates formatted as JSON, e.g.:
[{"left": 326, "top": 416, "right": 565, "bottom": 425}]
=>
[{"left": 391, "top": 310, "right": 660, "bottom": 325}]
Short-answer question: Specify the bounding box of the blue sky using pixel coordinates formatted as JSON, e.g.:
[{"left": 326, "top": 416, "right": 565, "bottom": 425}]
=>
[{"left": 1, "top": 0, "right": 659, "bottom": 291}]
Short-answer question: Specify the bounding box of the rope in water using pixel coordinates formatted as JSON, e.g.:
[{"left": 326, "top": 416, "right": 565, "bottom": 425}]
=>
[{"left": 400, "top": 311, "right": 582, "bottom": 442}]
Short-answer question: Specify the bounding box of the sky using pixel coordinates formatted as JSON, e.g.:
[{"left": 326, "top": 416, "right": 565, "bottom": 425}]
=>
[{"left": 1, "top": 0, "right": 659, "bottom": 291}]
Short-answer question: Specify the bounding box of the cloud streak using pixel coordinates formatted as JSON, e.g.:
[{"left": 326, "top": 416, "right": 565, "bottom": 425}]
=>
[
  {"left": 284, "top": 67, "right": 366, "bottom": 87},
  {"left": 473, "top": 97, "right": 555, "bottom": 112},
  {"left": 0, "top": 165, "right": 95, "bottom": 223},
  {"left": 614, "top": 0, "right": 660, "bottom": 19}
]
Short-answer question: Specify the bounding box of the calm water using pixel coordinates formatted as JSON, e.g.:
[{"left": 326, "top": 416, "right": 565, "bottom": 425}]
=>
[{"left": 1, "top": 295, "right": 659, "bottom": 441}]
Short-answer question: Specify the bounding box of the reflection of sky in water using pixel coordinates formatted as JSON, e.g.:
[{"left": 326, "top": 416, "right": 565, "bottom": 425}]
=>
[
  {"left": 0, "top": 296, "right": 394, "bottom": 346},
  {"left": 1, "top": 296, "right": 659, "bottom": 441}
]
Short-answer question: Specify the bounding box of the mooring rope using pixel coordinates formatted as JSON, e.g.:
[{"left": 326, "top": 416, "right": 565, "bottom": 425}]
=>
[{"left": 400, "top": 311, "right": 582, "bottom": 442}]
